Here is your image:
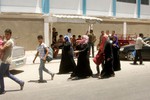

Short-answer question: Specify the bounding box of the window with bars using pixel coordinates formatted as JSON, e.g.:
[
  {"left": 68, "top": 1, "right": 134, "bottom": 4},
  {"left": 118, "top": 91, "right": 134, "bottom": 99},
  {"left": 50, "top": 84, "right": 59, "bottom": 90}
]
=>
[
  {"left": 141, "top": 0, "right": 149, "bottom": 5},
  {"left": 117, "top": 0, "right": 149, "bottom": 5},
  {"left": 117, "top": 0, "right": 136, "bottom": 4}
]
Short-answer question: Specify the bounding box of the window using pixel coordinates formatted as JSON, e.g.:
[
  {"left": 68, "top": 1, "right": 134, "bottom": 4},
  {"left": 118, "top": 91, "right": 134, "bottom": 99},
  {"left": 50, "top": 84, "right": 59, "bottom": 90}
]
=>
[
  {"left": 141, "top": 0, "right": 149, "bottom": 5},
  {"left": 117, "top": 0, "right": 136, "bottom": 4}
]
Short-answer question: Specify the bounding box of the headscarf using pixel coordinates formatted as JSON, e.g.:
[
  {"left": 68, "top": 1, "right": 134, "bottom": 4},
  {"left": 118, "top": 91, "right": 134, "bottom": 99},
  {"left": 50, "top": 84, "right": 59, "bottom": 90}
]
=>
[
  {"left": 113, "top": 35, "right": 119, "bottom": 48},
  {"left": 99, "top": 34, "right": 108, "bottom": 52},
  {"left": 64, "top": 35, "right": 71, "bottom": 43},
  {"left": 76, "top": 35, "right": 89, "bottom": 45}
]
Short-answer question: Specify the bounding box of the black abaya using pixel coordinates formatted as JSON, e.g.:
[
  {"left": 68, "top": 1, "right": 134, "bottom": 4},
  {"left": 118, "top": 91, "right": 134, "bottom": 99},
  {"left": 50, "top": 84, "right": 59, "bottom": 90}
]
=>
[
  {"left": 71, "top": 44, "right": 93, "bottom": 78},
  {"left": 59, "top": 42, "right": 76, "bottom": 74},
  {"left": 101, "top": 40, "right": 115, "bottom": 78},
  {"left": 112, "top": 46, "right": 121, "bottom": 71}
]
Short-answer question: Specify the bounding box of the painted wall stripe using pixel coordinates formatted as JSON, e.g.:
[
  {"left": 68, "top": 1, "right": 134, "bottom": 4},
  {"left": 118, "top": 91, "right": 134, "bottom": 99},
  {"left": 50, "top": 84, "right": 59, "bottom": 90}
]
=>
[
  {"left": 42, "top": 0, "right": 50, "bottom": 14},
  {"left": 137, "top": 0, "right": 141, "bottom": 18},
  {"left": 112, "top": 0, "right": 116, "bottom": 16},
  {"left": 82, "top": 0, "right": 86, "bottom": 15}
]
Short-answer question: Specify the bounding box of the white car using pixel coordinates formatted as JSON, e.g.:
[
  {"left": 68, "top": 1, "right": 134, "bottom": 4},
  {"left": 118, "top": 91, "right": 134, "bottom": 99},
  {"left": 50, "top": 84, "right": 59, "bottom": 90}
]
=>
[{"left": 10, "top": 46, "right": 26, "bottom": 70}]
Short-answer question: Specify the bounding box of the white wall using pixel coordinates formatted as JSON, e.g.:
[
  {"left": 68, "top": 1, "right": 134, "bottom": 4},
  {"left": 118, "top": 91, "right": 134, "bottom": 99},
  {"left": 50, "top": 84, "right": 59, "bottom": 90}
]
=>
[
  {"left": 50, "top": 0, "right": 82, "bottom": 15},
  {"left": 86, "top": 0, "right": 112, "bottom": 16},
  {"left": 116, "top": 2, "right": 137, "bottom": 18},
  {"left": 0, "top": 0, "right": 42, "bottom": 13},
  {"left": 0, "top": 0, "right": 150, "bottom": 19},
  {"left": 141, "top": 1, "right": 150, "bottom": 19}
]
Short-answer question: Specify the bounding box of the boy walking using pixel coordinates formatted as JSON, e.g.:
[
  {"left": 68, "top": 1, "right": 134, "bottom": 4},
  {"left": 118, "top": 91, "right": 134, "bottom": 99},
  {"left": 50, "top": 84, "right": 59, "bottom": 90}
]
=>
[{"left": 33, "top": 35, "right": 54, "bottom": 83}]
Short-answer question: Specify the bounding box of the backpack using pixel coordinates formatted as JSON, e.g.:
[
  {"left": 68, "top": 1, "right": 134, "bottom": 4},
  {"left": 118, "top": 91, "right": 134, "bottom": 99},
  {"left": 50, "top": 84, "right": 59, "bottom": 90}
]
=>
[{"left": 44, "top": 47, "right": 53, "bottom": 62}]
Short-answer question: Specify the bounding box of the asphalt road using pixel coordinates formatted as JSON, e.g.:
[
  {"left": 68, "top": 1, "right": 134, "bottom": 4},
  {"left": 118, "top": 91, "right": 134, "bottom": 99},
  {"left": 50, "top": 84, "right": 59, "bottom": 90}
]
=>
[{"left": 1, "top": 58, "right": 150, "bottom": 100}]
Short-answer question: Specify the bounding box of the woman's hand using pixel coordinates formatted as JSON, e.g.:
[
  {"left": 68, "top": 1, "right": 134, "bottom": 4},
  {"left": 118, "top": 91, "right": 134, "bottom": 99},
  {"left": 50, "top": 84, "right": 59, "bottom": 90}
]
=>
[
  {"left": 113, "top": 44, "right": 116, "bottom": 47},
  {"left": 74, "top": 50, "right": 80, "bottom": 54},
  {"left": 107, "top": 58, "right": 111, "bottom": 61}
]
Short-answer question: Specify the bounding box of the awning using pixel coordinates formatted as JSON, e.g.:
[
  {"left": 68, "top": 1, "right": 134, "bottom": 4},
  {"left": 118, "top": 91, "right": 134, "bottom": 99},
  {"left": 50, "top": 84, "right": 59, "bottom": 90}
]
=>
[
  {"left": 43, "top": 14, "right": 103, "bottom": 46},
  {"left": 44, "top": 14, "right": 103, "bottom": 24}
]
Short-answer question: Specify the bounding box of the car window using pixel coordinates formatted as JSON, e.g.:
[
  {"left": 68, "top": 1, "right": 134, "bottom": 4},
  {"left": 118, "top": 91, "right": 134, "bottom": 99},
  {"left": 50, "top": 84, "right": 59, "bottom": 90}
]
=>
[{"left": 144, "top": 38, "right": 150, "bottom": 42}]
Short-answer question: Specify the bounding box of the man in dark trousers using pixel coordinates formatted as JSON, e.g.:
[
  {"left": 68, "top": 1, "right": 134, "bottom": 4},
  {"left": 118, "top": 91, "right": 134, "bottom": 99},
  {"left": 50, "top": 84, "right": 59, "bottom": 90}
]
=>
[
  {"left": 133, "top": 33, "right": 150, "bottom": 65},
  {"left": 0, "top": 29, "right": 24, "bottom": 95},
  {"left": 88, "top": 30, "right": 96, "bottom": 57}
]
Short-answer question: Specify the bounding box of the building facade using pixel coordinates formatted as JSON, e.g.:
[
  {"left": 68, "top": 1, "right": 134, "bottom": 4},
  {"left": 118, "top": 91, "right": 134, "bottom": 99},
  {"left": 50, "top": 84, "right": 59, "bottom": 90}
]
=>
[
  {"left": 0, "top": 0, "right": 150, "bottom": 18},
  {"left": 0, "top": 0, "right": 150, "bottom": 50}
]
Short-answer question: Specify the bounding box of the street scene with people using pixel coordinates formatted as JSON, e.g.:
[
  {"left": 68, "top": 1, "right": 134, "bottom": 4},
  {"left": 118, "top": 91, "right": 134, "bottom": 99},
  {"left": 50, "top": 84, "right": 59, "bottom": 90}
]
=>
[{"left": 0, "top": 0, "right": 150, "bottom": 100}]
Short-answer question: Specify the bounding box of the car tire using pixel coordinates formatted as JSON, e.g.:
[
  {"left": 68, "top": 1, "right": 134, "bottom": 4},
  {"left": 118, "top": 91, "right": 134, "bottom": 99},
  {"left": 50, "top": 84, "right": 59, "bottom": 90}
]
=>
[{"left": 127, "top": 51, "right": 135, "bottom": 61}]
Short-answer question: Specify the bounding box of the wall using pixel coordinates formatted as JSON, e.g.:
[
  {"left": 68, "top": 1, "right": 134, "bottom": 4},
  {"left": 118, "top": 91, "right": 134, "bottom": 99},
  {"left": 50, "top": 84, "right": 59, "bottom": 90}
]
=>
[
  {"left": 0, "top": 0, "right": 150, "bottom": 19},
  {"left": 86, "top": 0, "right": 112, "bottom": 16},
  {"left": 0, "top": 0, "right": 42, "bottom": 13},
  {"left": 127, "top": 23, "right": 150, "bottom": 36},
  {"left": 116, "top": 2, "right": 137, "bottom": 18},
  {"left": 50, "top": 0, "right": 82, "bottom": 14},
  {"left": 141, "top": 1, "right": 150, "bottom": 19},
  {"left": 0, "top": 18, "right": 44, "bottom": 50},
  {"left": 0, "top": 17, "right": 149, "bottom": 50}
]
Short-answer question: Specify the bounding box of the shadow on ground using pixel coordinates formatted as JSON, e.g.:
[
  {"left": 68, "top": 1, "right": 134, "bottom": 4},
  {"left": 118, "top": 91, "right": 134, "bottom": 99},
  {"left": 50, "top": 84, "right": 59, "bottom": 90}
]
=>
[{"left": 9, "top": 70, "right": 24, "bottom": 75}]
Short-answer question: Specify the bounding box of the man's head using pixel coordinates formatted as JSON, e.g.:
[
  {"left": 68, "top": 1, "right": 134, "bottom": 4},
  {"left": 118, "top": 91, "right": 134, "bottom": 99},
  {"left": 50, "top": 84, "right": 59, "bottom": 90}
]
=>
[
  {"left": 53, "top": 27, "right": 56, "bottom": 31},
  {"left": 52, "top": 27, "right": 56, "bottom": 32},
  {"left": 78, "top": 35, "right": 81, "bottom": 39},
  {"left": 106, "top": 30, "right": 109, "bottom": 35},
  {"left": 90, "top": 30, "right": 93, "bottom": 34},
  {"left": 37, "top": 35, "right": 43, "bottom": 44},
  {"left": 73, "top": 35, "right": 76, "bottom": 38},
  {"left": 68, "top": 28, "right": 71, "bottom": 33},
  {"left": 4, "top": 29, "right": 12, "bottom": 40},
  {"left": 139, "top": 33, "right": 144, "bottom": 38},
  {"left": 101, "top": 31, "right": 104, "bottom": 35},
  {"left": 112, "top": 31, "right": 115, "bottom": 36},
  {"left": 59, "top": 35, "right": 63, "bottom": 40}
]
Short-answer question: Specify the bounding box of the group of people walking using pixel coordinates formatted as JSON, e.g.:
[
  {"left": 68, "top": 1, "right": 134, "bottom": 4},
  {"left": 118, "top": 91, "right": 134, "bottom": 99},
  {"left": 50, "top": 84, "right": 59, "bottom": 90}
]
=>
[
  {"left": 94, "top": 30, "right": 121, "bottom": 78},
  {"left": 31, "top": 28, "right": 121, "bottom": 83},
  {"left": 55, "top": 29, "right": 121, "bottom": 79},
  {"left": 59, "top": 35, "right": 93, "bottom": 79},
  {"left": 1, "top": 28, "right": 149, "bottom": 95},
  {"left": 33, "top": 28, "right": 123, "bottom": 81}
]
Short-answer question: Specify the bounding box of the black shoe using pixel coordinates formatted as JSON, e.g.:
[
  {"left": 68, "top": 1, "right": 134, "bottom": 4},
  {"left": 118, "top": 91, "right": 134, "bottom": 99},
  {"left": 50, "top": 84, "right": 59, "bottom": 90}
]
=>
[
  {"left": 111, "top": 74, "right": 115, "bottom": 77},
  {"left": 68, "top": 77, "right": 73, "bottom": 80},
  {"left": 0, "top": 91, "right": 5, "bottom": 95},
  {"left": 51, "top": 74, "right": 55, "bottom": 80},
  {"left": 20, "top": 82, "right": 25, "bottom": 90},
  {"left": 38, "top": 80, "right": 47, "bottom": 83}
]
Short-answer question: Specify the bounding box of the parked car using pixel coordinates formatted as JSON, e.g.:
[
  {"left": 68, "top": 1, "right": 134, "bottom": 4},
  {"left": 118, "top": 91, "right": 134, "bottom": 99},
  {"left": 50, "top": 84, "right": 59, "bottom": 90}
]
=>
[
  {"left": 10, "top": 46, "right": 26, "bottom": 70},
  {"left": 119, "top": 37, "right": 150, "bottom": 60},
  {"left": 118, "top": 40, "right": 135, "bottom": 47}
]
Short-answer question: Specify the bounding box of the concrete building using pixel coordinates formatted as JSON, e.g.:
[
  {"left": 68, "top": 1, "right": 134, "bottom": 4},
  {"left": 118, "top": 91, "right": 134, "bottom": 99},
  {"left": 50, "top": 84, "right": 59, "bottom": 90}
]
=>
[{"left": 0, "top": 0, "right": 150, "bottom": 50}]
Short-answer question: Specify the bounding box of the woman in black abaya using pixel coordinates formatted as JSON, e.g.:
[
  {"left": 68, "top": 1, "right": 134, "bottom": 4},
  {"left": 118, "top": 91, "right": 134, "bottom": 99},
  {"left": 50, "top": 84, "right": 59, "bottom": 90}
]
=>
[
  {"left": 100, "top": 39, "right": 115, "bottom": 78},
  {"left": 58, "top": 36, "right": 76, "bottom": 74},
  {"left": 112, "top": 35, "right": 121, "bottom": 71},
  {"left": 70, "top": 35, "right": 93, "bottom": 79}
]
